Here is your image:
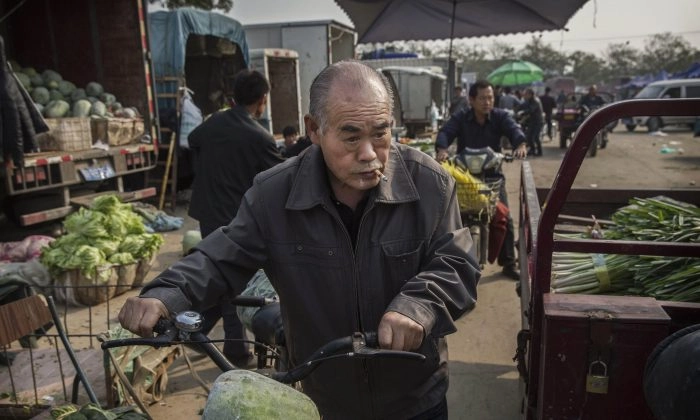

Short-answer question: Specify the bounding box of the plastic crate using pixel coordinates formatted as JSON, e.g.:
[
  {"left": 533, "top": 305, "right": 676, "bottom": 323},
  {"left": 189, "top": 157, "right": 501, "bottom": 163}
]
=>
[{"left": 39, "top": 118, "right": 93, "bottom": 151}]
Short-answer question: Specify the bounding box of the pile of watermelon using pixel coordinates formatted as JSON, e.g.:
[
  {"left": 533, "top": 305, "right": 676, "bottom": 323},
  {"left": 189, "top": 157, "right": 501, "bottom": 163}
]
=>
[{"left": 9, "top": 59, "right": 140, "bottom": 120}]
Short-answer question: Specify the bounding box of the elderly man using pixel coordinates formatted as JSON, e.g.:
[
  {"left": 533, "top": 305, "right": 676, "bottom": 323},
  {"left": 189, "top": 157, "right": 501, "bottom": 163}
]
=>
[{"left": 119, "top": 61, "right": 478, "bottom": 419}]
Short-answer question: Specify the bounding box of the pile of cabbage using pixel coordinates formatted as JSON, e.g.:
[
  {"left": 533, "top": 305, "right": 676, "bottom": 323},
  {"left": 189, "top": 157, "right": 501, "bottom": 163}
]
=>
[{"left": 40, "top": 195, "right": 163, "bottom": 280}]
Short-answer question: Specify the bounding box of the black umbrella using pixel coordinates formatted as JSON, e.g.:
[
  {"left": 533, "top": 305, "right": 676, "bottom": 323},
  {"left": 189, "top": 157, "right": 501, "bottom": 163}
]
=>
[{"left": 336, "top": 0, "right": 588, "bottom": 104}]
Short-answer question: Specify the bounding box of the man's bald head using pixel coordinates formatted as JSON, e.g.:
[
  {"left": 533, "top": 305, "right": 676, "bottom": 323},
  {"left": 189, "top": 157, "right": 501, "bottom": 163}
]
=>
[{"left": 308, "top": 60, "right": 394, "bottom": 133}]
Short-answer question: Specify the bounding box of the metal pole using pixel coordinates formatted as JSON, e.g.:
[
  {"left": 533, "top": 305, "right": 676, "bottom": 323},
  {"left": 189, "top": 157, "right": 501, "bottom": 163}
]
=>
[{"left": 445, "top": 0, "right": 457, "bottom": 117}]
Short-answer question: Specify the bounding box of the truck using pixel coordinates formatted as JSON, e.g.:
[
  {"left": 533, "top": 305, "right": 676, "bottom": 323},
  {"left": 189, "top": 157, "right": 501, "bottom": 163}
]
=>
[
  {"left": 516, "top": 99, "right": 700, "bottom": 419},
  {"left": 243, "top": 20, "right": 356, "bottom": 126},
  {"left": 247, "top": 48, "right": 303, "bottom": 137},
  {"left": 362, "top": 56, "right": 463, "bottom": 113},
  {"left": 378, "top": 66, "right": 446, "bottom": 138},
  {"left": 1, "top": 0, "right": 158, "bottom": 226}
]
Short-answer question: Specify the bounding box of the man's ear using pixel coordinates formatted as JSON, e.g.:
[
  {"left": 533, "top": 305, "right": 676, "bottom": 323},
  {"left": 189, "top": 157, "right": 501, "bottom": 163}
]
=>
[{"left": 304, "top": 114, "right": 321, "bottom": 144}]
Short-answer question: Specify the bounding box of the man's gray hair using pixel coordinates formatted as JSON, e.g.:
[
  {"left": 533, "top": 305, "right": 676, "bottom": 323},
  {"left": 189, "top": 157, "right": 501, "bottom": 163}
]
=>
[{"left": 308, "top": 60, "right": 394, "bottom": 132}]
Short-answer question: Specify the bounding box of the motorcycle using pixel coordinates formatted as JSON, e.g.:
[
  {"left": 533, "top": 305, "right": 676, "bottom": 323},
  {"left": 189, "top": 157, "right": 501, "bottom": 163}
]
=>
[
  {"left": 449, "top": 147, "right": 510, "bottom": 267},
  {"left": 556, "top": 104, "right": 608, "bottom": 157}
]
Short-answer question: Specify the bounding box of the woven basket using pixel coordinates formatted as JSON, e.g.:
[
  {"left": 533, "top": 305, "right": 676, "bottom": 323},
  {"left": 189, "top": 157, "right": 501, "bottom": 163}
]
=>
[
  {"left": 39, "top": 118, "right": 93, "bottom": 151},
  {"left": 91, "top": 118, "right": 145, "bottom": 146},
  {"left": 115, "top": 263, "right": 138, "bottom": 295},
  {"left": 57, "top": 266, "right": 118, "bottom": 306},
  {"left": 133, "top": 255, "right": 155, "bottom": 288}
]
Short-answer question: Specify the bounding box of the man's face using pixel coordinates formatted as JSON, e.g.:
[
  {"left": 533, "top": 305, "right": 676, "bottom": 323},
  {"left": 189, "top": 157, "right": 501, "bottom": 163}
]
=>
[
  {"left": 469, "top": 86, "right": 495, "bottom": 117},
  {"left": 284, "top": 134, "right": 297, "bottom": 147},
  {"left": 308, "top": 80, "right": 392, "bottom": 193},
  {"left": 588, "top": 86, "right": 597, "bottom": 97}
]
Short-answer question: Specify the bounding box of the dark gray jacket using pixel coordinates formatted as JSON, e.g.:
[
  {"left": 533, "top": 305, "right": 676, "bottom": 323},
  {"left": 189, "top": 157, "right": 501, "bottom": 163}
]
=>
[{"left": 142, "top": 143, "right": 479, "bottom": 419}]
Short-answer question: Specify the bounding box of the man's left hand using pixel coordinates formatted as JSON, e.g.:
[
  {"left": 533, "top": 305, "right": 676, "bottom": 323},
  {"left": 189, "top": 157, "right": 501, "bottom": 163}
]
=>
[
  {"left": 514, "top": 143, "right": 528, "bottom": 159},
  {"left": 378, "top": 311, "right": 424, "bottom": 351}
]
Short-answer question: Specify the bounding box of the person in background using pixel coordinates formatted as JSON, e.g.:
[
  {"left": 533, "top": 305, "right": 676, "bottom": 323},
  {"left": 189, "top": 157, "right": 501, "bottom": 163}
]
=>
[
  {"left": 556, "top": 89, "right": 567, "bottom": 109},
  {"left": 119, "top": 60, "right": 478, "bottom": 419},
  {"left": 448, "top": 85, "right": 469, "bottom": 117},
  {"left": 280, "top": 125, "right": 299, "bottom": 154},
  {"left": 539, "top": 86, "right": 557, "bottom": 141},
  {"left": 435, "top": 79, "right": 526, "bottom": 280},
  {"left": 579, "top": 84, "right": 606, "bottom": 109},
  {"left": 498, "top": 86, "right": 520, "bottom": 112},
  {"left": 493, "top": 85, "right": 503, "bottom": 108},
  {"left": 186, "top": 69, "right": 284, "bottom": 367},
  {"left": 520, "top": 88, "right": 544, "bottom": 156}
]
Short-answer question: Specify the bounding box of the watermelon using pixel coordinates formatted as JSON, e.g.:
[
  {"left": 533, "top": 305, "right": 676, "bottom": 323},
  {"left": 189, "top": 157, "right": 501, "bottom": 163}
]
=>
[
  {"left": 44, "top": 100, "right": 70, "bottom": 118},
  {"left": 31, "top": 87, "right": 51, "bottom": 105},
  {"left": 72, "top": 100, "right": 92, "bottom": 117},
  {"left": 86, "top": 81, "right": 104, "bottom": 97}
]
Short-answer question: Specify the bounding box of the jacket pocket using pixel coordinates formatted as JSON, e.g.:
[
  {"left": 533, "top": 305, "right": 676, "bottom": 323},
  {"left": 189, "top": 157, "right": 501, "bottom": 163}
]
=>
[
  {"left": 269, "top": 242, "right": 341, "bottom": 269},
  {"left": 381, "top": 240, "right": 424, "bottom": 289}
]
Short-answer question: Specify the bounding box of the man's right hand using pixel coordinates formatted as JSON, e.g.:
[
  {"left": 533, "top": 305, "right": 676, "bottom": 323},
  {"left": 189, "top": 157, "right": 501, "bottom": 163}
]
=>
[
  {"left": 118, "top": 296, "right": 169, "bottom": 338},
  {"left": 435, "top": 147, "right": 449, "bottom": 162}
]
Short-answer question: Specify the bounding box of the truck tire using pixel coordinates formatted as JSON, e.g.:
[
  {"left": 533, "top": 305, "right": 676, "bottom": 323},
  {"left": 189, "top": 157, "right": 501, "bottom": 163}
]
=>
[
  {"left": 647, "top": 117, "right": 661, "bottom": 132},
  {"left": 644, "top": 324, "right": 700, "bottom": 420}
]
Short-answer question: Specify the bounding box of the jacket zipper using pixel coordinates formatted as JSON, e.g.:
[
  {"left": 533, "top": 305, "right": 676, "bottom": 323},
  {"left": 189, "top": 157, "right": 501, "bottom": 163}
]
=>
[
  {"left": 357, "top": 200, "right": 377, "bottom": 419},
  {"left": 323, "top": 199, "right": 378, "bottom": 418}
]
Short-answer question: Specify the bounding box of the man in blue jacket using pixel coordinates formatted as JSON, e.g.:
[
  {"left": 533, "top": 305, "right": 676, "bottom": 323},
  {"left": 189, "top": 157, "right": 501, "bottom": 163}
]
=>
[{"left": 435, "top": 79, "right": 527, "bottom": 280}]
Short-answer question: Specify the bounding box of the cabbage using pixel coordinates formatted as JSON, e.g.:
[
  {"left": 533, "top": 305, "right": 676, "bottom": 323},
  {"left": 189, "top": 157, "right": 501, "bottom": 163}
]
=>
[
  {"left": 109, "top": 252, "right": 136, "bottom": 265},
  {"left": 202, "top": 370, "right": 319, "bottom": 420},
  {"left": 41, "top": 195, "right": 162, "bottom": 278}
]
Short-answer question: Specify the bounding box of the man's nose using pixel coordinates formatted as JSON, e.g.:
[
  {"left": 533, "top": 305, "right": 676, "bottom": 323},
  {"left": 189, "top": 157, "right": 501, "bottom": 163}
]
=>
[{"left": 357, "top": 138, "right": 377, "bottom": 162}]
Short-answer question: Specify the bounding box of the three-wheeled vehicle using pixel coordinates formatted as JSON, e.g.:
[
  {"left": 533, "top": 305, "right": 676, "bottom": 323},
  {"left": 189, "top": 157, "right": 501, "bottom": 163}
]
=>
[{"left": 516, "top": 98, "right": 700, "bottom": 419}]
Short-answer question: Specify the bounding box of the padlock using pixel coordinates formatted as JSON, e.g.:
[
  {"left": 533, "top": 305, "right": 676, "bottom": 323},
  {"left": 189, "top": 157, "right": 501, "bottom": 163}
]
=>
[{"left": 586, "top": 360, "right": 609, "bottom": 394}]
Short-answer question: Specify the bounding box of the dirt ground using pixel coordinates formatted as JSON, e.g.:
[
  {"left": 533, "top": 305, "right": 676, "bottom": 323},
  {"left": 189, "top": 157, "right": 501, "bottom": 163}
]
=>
[{"left": 1, "top": 124, "right": 698, "bottom": 419}]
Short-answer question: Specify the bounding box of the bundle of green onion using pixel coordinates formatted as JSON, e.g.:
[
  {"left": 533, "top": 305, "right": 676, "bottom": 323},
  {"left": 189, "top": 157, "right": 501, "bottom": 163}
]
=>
[{"left": 551, "top": 196, "right": 700, "bottom": 302}]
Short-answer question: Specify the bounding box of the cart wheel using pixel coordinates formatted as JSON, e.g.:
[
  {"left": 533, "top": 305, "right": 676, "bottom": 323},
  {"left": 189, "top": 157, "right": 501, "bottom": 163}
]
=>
[
  {"left": 559, "top": 130, "right": 568, "bottom": 149},
  {"left": 588, "top": 133, "right": 599, "bottom": 157},
  {"left": 479, "top": 222, "right": 489, "bottom": 268},
  {"left": 625, "top": 124, "right": 637, "bottom": 132},
  {"left": 469, "top": 225, "right": 483, "bottom": 268}
]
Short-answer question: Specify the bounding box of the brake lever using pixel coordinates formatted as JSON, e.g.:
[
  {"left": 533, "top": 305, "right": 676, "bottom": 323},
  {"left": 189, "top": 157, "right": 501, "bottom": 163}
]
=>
[{"left": 353, "top": 332, "right": 426, "bottom": 362}]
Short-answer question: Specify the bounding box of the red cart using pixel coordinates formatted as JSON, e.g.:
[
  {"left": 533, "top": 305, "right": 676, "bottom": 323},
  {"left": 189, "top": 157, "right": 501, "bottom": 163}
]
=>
[{"left": 516, "top": 99, "right": 700, "bottom": 419}]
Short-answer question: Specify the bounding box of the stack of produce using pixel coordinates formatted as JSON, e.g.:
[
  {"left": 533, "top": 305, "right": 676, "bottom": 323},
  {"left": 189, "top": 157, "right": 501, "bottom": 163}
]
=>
[
  {"left": 10, "top": 59, "right": 140, "bottom": 119},
  {"left": 551, "top": 196, "right": 700, "bottom": 302},
  {"left": 40, "top": 195, "right": 163, "bottom": 304}
]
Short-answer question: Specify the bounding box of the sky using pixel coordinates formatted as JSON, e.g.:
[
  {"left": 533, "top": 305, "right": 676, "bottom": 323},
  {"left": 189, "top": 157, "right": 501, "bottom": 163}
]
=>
[{"left": 220, "top": 0, "right": 700, "bottom": 55}]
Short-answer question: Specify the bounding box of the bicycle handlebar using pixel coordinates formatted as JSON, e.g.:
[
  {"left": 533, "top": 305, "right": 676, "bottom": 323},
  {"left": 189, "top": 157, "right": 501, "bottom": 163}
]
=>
[{"left": 101, "top": 312, "right": 426, "bottom": 384}]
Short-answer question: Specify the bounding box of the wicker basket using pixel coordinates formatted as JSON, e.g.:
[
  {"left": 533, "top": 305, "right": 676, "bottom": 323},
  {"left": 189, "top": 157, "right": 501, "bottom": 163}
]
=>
[
  {"left": 39, "top": 118, "right": 93, "bottom": 151},
  {"left": 456, "top": 179, "right": 502, "bottom": 214},
  {"left": 91, "top": 117, "right": 145, "bottom": 146},
  {"left": 133, "top": 255, "right": 155, "bottom": 288},
  {"left": 115, "top": 263, "right": 138, "bottom": 295},
  {"left": 56, "top": 266, "right": 118, "bottom": 306}
]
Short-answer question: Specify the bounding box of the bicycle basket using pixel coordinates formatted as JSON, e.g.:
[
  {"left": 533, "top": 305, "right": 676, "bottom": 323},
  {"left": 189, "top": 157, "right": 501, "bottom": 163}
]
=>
[{"left": 441, "top": 160, "right": 501, "bottom": 213}]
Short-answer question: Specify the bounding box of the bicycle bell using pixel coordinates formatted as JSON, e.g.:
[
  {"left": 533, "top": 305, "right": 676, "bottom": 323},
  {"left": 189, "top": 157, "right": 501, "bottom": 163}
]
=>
[{"left": 174, "top": 311, "right": 204, "bottom": 333}]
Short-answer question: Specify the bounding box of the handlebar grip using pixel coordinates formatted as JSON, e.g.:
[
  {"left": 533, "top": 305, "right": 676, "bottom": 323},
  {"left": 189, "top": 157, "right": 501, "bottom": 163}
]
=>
[
  {"left": 153, "top": 318, "right": 171, "bottom": 335},
  {"left": 230, "top": 295, "right": 273, "bottom": 307},
  {"left": 364, "top": 332, "right": 379, "bottom": 347}
]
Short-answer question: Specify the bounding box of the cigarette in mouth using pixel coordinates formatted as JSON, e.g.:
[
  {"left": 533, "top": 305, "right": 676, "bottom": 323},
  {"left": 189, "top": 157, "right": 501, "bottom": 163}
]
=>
[{"left": 375, "top": 169, "right": 388, "bottom": 182}]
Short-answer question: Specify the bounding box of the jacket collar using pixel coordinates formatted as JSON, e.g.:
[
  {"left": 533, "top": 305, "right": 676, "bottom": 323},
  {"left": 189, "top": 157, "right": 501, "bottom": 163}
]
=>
[{"left": 286, "top": 144, "right": 420, "bottom": 210}]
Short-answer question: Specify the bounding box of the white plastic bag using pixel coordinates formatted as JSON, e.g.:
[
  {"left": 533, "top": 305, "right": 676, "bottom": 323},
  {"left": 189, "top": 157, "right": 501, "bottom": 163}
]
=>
[{"left": 179, "top": 88, "right": 202, "bottom": 149}]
